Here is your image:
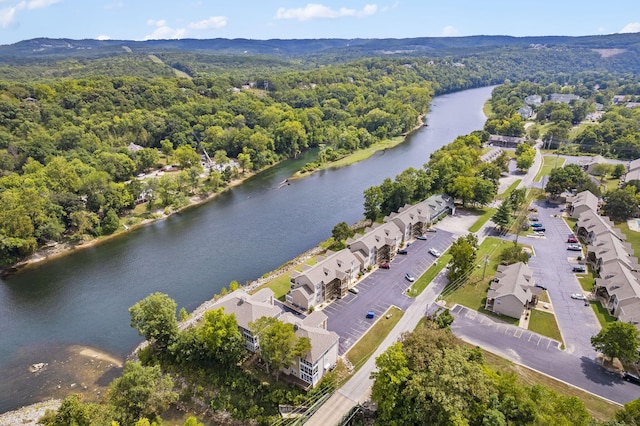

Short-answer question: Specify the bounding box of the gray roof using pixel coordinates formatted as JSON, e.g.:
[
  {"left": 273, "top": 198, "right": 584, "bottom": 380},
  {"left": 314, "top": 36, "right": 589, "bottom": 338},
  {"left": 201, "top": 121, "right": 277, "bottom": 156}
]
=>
[
  {"left": 570, "top": 190, "right": 599, "bottom": 214},
  {"left": 589, "top": 233, "right": 637, "bottom": 269},
  {"left": 384, "top": 202, "right": 431, "bottom": 229},
  {"left": 347, "top": 222, "right": 402, "bottom": 253},
  {"left": 424, "top": 193, "right": 455, "bottom": 217},
  {"left": 548, "top": 93, "right": 581, "bottom": 104},
  {"left": 488, "top": 134, "right": 526, "bottom": 144},
  {"left": 625, "top": 168, "right": 640, "bottom": 183},
  {"left": 280, "top": 312, "right": 339, "bottom": 363},
  {"left": 628, "top": 158, "right": 640, "bottom": 173},
  {"left": 577, "top": 210, "right": 625, "bottom": 241},
  {"left": 290, "top": 248, "right": 358, "bottom": 290},
  {"left": 596, "top": 260, "right": 640, "bottom": 305},
  {"left": 209, "top": 288, "right": 282, "bottom": 331},
  {"left": 487, "top": 262, "right": 534, "bottom": 304}
]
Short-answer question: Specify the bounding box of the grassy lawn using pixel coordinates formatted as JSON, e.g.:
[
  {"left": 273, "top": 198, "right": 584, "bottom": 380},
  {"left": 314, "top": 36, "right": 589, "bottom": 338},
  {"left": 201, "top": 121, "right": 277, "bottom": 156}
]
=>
[
  {"left": 409, "top": 253, "right": 451, "bottom": 296},
  {"left": 534, "top": 155, "right": 566, "bottom": 182},
  {"left": 604, "top": 178, "right": 621, "bottom": 192},
  {"left": 528, "top": 309, "right": 563, "bottom": 343},
  {"left": 468, "top": 207, "right": 496, "bottom": 233},
  {"left": 590, "top": 300, "right": 617, "bottom": 327},
  {"left": 325, "top": 136, "right": 404, "bottom": 168},
  {"left": 253, "top": 258, "right": 318, "bottom": 300},
  {"left": 345, "top": 306, "right": 404, "bottom": 372},
  {"left": 497, "top": 179, "right": 522, "bottom": 199},
  {"left": 577, "top": 275, "right": 594, "bottom": 293},
  {"left": 477, "top": 347, "right": 620, "bottom": 422},
  {"left": 538, "top": 290, "right": 550, "bottom": 303},
  {"left": 617, "top": 221, "right": 640, "bottom": 257},
  {"left": 440, "top": 237, "right": 518, "bottom": 312}
]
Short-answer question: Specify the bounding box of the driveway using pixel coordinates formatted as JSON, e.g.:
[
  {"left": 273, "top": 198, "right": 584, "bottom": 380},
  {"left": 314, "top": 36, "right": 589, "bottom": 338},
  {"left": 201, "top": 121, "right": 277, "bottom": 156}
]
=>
[
  {"left": 524, "top": 199, "right": 601, "bottom": 357},
  {"left": 323, "top": 229, "right": 455, "bottom": 354},
  {"left": 451, "top": 304, "right": 640, "bottom": 404}
]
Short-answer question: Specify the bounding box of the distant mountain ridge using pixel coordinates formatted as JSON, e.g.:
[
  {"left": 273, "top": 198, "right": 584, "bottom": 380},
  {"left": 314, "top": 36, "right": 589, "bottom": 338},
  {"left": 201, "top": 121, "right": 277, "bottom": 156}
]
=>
[{"left": 1, "top": 33, "right": 639, "bottom": 61}]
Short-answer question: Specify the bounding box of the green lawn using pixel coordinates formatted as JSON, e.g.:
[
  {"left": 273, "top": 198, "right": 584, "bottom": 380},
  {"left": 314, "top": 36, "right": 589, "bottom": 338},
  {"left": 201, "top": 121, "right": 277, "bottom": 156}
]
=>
[
  {"left": 325, "top": 136, "right": 404, "bottom": 168},
  {"left": 440, "top": 237, "right": 518, "bottom": 311},
  {"left": 528, "top": 309, "right": 563, "bottom": 343},
  {"left": 409, "top": 253, "right": 451, "bottom": 296},
  {"left": 468, "top": 207, "right": 496, "bottom": 233},
  {"left": 590, "top": 301, "right": 617, "bottom": 328},
  {"left": 253, "top": 258, "right": 317, "bottom": 300},
  {"left": 497, "top": 179, "right": 522, "bottom": 199},
  {"left": 617, "top": 221, "right": 640, "bottom": 257},
  {"left": 534, "top": 155, "right": 566, "bottom": 182},
  {"left": 345, "top": 306, "right": 404, "bottom": 372}
]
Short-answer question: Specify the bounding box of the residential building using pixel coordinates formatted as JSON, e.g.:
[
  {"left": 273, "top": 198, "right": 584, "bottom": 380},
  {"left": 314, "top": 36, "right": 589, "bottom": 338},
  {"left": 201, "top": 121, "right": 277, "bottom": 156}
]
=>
[
  {"left": 586, "top": 232, "right": 639, "bottom": 274},
  {"left": 487, "top": 134, "right": 526, "bottom": 149},
  {"left": 209, "top": 288, "right": 282, "bottom": 352},
  {"left": 480, "top": 148, "right": 504, "bottom": 163},
  {"left": 567, "top": 190, "right": 599, "bottom": 219},
  {"left": 548, "top": 93, "right": 581, "bottom": 104},
  {"left": 485, "top": 262, "right": 539, "bottom": 319},
  {"left": 594, "top": 260, "right": 640, "bottom": 324},
  {"left": 347, "top": 222, "right": 403, "bottom": 271},
  {"left": 287, "top": 249, "right": 360, "bottom": 310},
  {"left": 384, "top": 202, "right": 431, "bottom": 242},
  {"left": 524, "top": 95, "right": 542, "bottom": 106},
  {"left": 517, "top": 105, "right": 534, "bottom": 119},
  {"left": 574, "top": 209, "right": 625, "bottom": 245},
  {"left": 279, "top": 311, "right": 339, "bottom": 388},
  {"left": 423, "top": 193, "right": 456, "bottom": 220}
]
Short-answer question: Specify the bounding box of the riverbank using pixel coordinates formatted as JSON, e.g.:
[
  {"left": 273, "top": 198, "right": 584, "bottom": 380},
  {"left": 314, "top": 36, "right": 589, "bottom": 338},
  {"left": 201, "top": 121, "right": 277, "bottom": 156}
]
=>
[{"left": 0, "top": 171, "right": 255, "bottom": 277}]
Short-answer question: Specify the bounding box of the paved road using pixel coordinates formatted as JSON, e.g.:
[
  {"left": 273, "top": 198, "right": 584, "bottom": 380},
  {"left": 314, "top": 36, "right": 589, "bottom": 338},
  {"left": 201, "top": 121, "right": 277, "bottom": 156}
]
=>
[{"left": 451, "top": 305, "right": 640, "bottom": 404}]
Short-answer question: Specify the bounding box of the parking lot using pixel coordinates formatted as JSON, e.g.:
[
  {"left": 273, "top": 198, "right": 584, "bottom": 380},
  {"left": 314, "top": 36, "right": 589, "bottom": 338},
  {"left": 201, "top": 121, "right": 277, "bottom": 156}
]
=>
[{"left": 323, "top": 228, "right": 455, "bottom": 354}]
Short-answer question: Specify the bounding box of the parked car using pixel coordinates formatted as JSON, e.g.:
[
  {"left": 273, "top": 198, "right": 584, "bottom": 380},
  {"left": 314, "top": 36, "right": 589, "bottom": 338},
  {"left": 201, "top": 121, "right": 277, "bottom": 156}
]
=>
[
  {"left": 348, "top": 287, "right": 359, "bottom": 294},
  {"left": 366, "top": 311, "right": 375, "bottom": 319},
  {"left": 572, "top": 265, "right": 586, "bottom": 273},
  {"left": 567, "top": 236, "right": 578, "bottom": 243},
  {"left": 379, "top": 263, "right": 390, "bottom": 269},
  {"left": 534, "top": 227, "right": 546, "bottom": 232},
  {"left": 405, "top": 273, "right": 415, "bottom": 282},
  {"left": 416, "top": 235, "right": 428, "bottom": 240},
  {"left": 571, "top": 293, "right": 587, "bottom": 300},
  {"left": 535, "top": 283, "right": 548, "bottom": 291},
  {"left": 567, "top": 244, "right": 582, "bottom": 251},
  {"left": 426, "top": 228, "right": 437, "bottom": 233},
  {"left": 397, "top": 249, "right": 408, "bottom": 255},
  {"left": 624, "top": 372, "right": 640, "bottom": 385},
  {"left": 531, "top": 223, "right": 544, "bottom": 228},
  {"left": 429, "top": 248, "right": 441, "bottom": 257},
  {"left": 528, "top": 216, "right": 539, "bottom": 221},
  {"left": 534, "top": 231, "right": 545, "bottom": 236}
]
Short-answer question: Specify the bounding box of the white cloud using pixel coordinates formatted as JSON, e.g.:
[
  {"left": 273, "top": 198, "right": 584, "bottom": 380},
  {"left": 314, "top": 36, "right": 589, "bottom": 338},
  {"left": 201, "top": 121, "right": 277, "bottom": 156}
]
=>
[
  {"left": 26, "top": 0, "right": 59, "bottom": 9},
  {"left": 144, "top": 19, "right": 187, "bottom": 40},
  {"left": 441, "top": 25, "right": 460, "bottom": 37},
  {"left": 619, "top": 22, "right": 640, "bottom": 33},
  {"left": 96, "top": 34, "right": 111, "bottom": 40},
  {"left": 275, "top": 3, "right": 378, "bottom": 21},
  {"left": 188, "top": 15, "right": 227, "bottom": 30},
  {"left": 0, "top": 6, "right": 16, "bottom": 27}
]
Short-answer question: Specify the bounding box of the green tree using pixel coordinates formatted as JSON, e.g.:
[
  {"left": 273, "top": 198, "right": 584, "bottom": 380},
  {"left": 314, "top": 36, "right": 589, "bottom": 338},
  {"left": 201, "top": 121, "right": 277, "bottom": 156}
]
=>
[
  {"left": 129, "top": 292, "right": 179, "bottom": 350},
  {"left": 331, "top": 221, "right": 354, "bottom": 244},
  {"left": 615, "top": 398, "right": 640, "bottom": 425},
  {"left": 591, "top": 321, "right": 640, "bottom": 363},
  {"left": 37, "top": 394, "right": 93, "bottom": 426},
  {"left": 613, "top": 163, "right": 627, "bottom": 179},
  {"left": 136, "top": 148, "right": 160, "bottom": 172},
  {"left": 249, "top": 316, "right": 311, "bottom": 380},
  {"left": 363, "top": 185, "right": 383, "bottom": 222},
  {"left": 492, "top": 200, "right": 513, "bottom": 231},
  {"left": 370, "top": 342, "right": 410, "bottom": 425},
  {"left": 447, "top": 234, "right": 479, "bottom": 285},
  {"left": 108, "top": 361, "right": 178, "bottom": 425},
  {"left": 602, "top": 188, "right": 638, "bottom": 221},
  {"left": 100, "top": 209, "right": 120, "bottom": 235},
  {"left": 508, "top": 187, "right": 527, "bottom": 210},
  {"left": 197, "top": 307, "right": 245, "bottom": 366},
  {"left": 172, "top": 144, "right": 200, "bottom": 169}
]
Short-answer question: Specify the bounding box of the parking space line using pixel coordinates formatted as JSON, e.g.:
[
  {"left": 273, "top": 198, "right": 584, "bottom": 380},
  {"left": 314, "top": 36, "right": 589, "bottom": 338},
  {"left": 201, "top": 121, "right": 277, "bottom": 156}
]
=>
[{"left": 514, "top": 329, "right": 523, "bottom": 338}]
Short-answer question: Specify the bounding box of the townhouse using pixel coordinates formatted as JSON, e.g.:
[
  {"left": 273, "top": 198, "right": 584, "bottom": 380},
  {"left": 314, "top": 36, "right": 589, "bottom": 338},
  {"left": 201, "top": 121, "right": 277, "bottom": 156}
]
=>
[{"left": 485, "top": 262, "right": 539, "bottom": 319}]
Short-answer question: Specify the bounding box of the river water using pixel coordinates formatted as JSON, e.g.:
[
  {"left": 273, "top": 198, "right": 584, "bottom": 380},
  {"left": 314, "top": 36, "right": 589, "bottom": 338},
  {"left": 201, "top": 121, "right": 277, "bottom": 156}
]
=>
[{"left": 0, "top": 85, "right": 494, "bottom": 413}]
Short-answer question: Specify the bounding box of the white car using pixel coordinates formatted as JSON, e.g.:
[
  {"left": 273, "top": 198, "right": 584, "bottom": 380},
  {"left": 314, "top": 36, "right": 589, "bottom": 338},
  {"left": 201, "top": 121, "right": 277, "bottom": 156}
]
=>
[
  {"left": 429, "top": 248, "right": 441, "bottom": 257},
  {"left": 404, "top": 273, "right": 415, "bottom": 282},
  {"left": 567, "top": 244, "right": 582, "bottom": 251},
  {"left": 571, "top": 293, "right": 586, "bottom": 300}
]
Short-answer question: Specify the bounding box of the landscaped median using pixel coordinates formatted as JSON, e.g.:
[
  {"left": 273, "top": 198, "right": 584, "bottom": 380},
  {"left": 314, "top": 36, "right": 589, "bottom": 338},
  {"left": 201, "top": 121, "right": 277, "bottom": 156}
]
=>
[
  {"left": 408, "top": 252, "right": 451, "bottom": 296},
  {"left": 345, "top": 306, "right": 404, "bottom": 372}
]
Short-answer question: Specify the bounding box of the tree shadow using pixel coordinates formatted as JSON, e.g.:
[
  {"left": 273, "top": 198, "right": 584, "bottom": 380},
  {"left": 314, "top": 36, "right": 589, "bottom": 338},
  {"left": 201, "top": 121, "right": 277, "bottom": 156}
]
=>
[{"left": 579, "top": 356, "right": 622, "bottom": 387}]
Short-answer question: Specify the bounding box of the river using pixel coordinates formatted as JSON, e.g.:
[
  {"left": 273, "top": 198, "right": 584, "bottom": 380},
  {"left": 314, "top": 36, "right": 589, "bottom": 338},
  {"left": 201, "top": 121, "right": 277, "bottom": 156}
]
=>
[{"left": 0, "top": 85, "right": 494, "bottom": 413}]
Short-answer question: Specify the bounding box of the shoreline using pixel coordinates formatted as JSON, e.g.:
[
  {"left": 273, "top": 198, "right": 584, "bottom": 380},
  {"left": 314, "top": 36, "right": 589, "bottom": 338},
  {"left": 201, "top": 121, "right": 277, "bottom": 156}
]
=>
[{"left": 2, "top": 116, "right": 428, "bottom": 277}]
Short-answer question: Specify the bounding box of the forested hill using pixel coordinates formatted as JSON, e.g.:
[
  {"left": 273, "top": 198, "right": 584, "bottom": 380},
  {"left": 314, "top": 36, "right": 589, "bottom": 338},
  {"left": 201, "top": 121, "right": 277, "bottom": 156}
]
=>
[{"left": 2, "top": 32, "right": 640, "bottom": 61}]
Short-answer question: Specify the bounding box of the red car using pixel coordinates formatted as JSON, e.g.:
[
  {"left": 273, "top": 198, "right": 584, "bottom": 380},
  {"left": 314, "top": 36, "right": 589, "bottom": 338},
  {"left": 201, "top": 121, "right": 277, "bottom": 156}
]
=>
[
  {"left": 567, "top": 237, "right": 578, "bottom": 243},
  {"left": 380, "top": 263, "right": 390, "bottom": 269}
]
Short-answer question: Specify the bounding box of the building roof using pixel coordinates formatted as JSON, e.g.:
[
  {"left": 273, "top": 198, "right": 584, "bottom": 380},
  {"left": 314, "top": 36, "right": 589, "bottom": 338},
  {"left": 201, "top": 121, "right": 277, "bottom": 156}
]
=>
[
  {"left": 290, "top": 249, "right": 358, "bottom": 289},
  {"left": 424, "top": 193, "right": 455, "bottom": 217},
  {"left": 629, "top": 158, "right": 640, "bottom": 173},
  {"left": 624, "top": 168, "right": 640, "bottom": 183},
  {"left": 589, "top": 233, "right": 636, "bottom": 269},
  {"left": 570, "top": 190, "right": 599, "bottom": 214},
  {"left": 488, "top": 134, "right": 526, "bottom": 145},
  {"left": 347, "top": 222, "right": 402, "bottom": 253},
  {"left": 127, "top": 142, "right": 144, "bottom": 152},
  {"left": 487, "top": 262, "right": 535, "bottom": 305},
  {"left": 577, "top": 210, "right": 625, "bottom": 241},
  {"left": 209, "top": 288, "right": 282, "bottom": 331},
  {"left": 280, "top": 312, "right": 339, "bottom": 364},
  {"left": 596, "top": 260, "right": 640, "bottom": 304},
  {"left": 548, "top": 93, "right": 581, "bottom": 104},
  {"left": 524, "top": 95, "right": 542, "bottom": 106},
  {"left": 384, "top": 201, "right": 431, "bottom": 230}
]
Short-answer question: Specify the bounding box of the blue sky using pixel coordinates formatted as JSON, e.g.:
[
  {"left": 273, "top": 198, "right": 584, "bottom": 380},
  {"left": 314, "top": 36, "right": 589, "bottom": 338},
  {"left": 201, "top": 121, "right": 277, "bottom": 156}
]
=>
[{"left": 1, "top": 0, "right": 639, "bottom": 45}]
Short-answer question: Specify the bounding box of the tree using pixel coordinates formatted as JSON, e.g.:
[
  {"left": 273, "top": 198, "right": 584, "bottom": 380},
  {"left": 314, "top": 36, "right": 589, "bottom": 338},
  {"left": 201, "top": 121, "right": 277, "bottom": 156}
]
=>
[
  {"left": 331, "top": 221, "right": 354, "bottom": 243},
  {"left": 100, "top": 208, "right": 120, "bottom": 235},
  {"left": 591, "top": 321, "right": 640, "bottom": 363},
  {"left": 602, "top": 188, "right": 638, "bottom": 221},
  {"left": 370, "top": 342, "right": 410, "bottom": 424},
  {"left": 447, "top": 234, "right": 479, "bottom": 284},
  {"left": 492, "top": 200, "right": 513, "bottom": 231},
  {"left": 108, "top": 361, "right": 178, "bottom": 425},
  {"left": 136, "top": 148, "right": 160, "bottom": 172},
  {"left": 38, "top": 394, "right": 93, "bottom": 426},
  {"left": 613, "top": 163, "right": 627, "bottom": 179},
  {"left": 172, "top": 144, "right": 200, "bottom": 169},
  {"left": 249, "top": 316, "right": 311, "bottom": 379},
  {"left": 363, "top": 185, "right": 383, "bottom": 222},
  {"left": 197, "top": 307, "right": 245, "bottom": 366},
  {"left": 129, "top": 292, "right": 179, "bottom": 350},
  {"left": 508, "top": 187, "right": 527, "bottom": 210}
]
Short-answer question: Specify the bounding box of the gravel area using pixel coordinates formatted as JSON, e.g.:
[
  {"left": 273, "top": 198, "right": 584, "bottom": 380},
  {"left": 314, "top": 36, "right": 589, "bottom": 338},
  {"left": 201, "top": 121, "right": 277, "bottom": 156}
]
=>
[{"left": 0, "top": 400, "right": 61, "bottom": 426}]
